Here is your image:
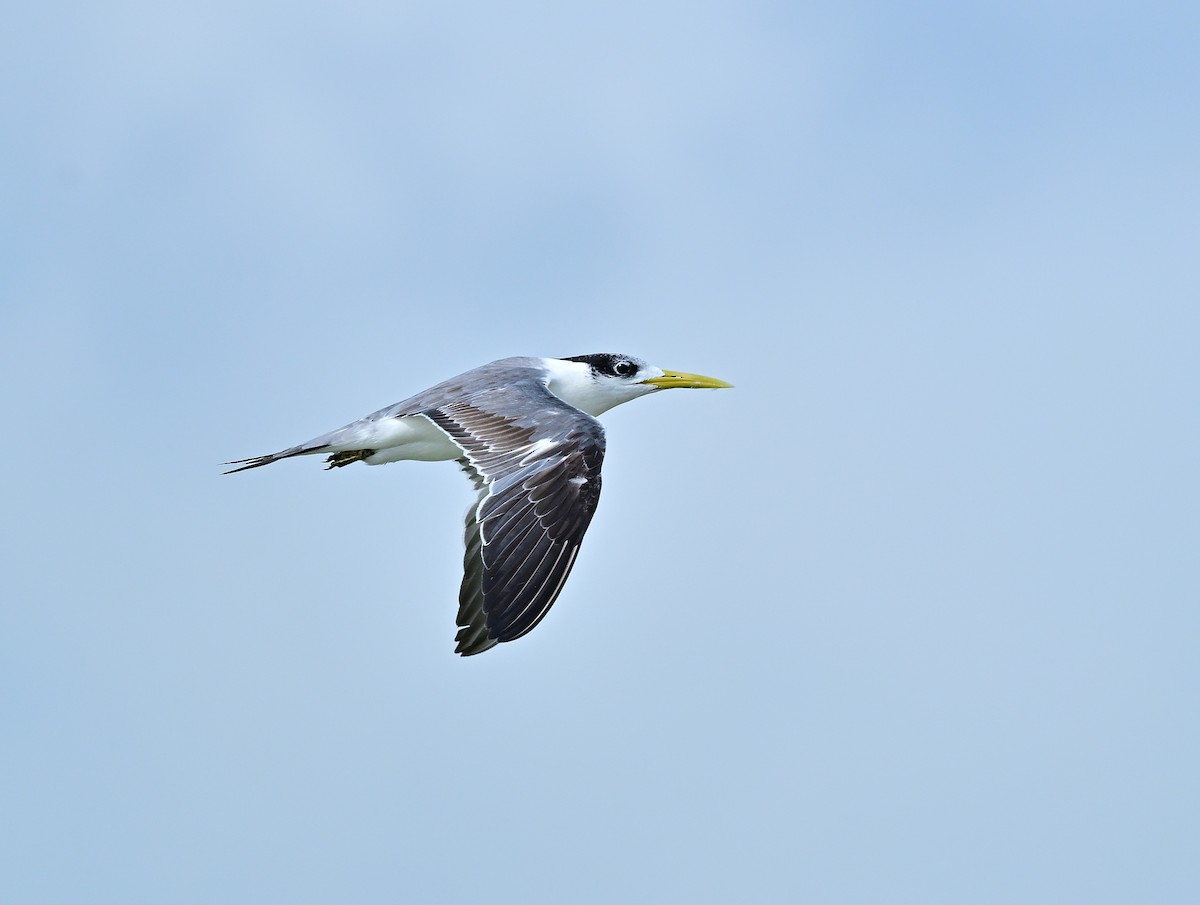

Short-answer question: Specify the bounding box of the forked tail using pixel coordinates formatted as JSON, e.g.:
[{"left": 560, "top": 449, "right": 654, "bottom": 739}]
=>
[{"left": 223, "top": 443, "right": 330, "bottom": 474}]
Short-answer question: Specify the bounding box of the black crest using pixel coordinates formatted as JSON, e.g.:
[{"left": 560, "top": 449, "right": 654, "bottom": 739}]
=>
[{"left": 563, "top": 353, "right": 643, "bottom": 378}]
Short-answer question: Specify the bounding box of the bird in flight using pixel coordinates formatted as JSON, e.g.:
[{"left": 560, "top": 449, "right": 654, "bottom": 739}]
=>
[{"left": 226, "top": 354, "right": 732, "bottom": 655}]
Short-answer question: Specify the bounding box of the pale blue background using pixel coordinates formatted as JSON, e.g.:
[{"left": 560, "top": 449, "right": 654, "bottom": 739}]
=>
[{"left": 2, "top": 2, "right": 1197, "bottom": 903}]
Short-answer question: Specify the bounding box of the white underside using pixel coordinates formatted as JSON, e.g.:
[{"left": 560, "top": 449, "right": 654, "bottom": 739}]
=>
[{"left": 331, "top": 415, "right": 464, "bottom": 465}]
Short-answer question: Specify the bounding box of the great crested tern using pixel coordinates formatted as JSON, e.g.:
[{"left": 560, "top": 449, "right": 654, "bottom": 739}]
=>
[{"left": 227, "top": 354, "right": 732, "bottom": 655}]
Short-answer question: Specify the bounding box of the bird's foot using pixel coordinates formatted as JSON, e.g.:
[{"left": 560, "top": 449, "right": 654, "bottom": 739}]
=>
[{"left": 324, "top": 449, "right": 376, "bottom": 469}]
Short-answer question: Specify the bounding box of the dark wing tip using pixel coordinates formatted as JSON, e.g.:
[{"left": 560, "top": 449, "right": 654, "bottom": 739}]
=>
[{"left": 454, "top": 630, "right": 499, "bottom": 656}]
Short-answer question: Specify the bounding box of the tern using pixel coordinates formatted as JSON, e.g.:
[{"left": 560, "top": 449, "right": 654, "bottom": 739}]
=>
[{"left": 227, "top": 354, "right": 732, "bottom": 655}]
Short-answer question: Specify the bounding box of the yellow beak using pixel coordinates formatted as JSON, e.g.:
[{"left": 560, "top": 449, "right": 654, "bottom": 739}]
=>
[{"left": 640, "top": 369, "right": 734, "bottom": 390}]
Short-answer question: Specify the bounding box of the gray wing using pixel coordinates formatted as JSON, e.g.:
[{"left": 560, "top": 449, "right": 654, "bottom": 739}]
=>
[{"left": 422, "top": 383, "right": 606, "bottom": 656}]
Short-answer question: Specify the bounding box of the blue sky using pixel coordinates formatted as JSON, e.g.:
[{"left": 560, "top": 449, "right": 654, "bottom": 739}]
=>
[{"left": 2, "top": 2, "right": 1197, "bottom": 903}]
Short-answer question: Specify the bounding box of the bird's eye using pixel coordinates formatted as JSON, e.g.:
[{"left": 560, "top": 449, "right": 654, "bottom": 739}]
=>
[{"left": 614, "top": 360, "right": 636, "bottom": 377}]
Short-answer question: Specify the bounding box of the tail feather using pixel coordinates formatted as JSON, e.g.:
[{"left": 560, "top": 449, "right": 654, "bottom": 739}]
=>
[{"left": 223, "top": 444, "right": 330, "bottom": 474}]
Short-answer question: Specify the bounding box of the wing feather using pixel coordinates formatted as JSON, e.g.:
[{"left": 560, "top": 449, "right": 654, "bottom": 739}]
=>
[
  {"left": 424, "top": 383, "right": 605, "bottom": 655},
  {"left": 491, "top": 545, "right": 580, "bottom": 638}
]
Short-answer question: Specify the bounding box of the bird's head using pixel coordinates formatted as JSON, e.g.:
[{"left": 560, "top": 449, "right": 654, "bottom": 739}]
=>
[{"left": 546, "top": 353, "right": 733, "bottom": 416}]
